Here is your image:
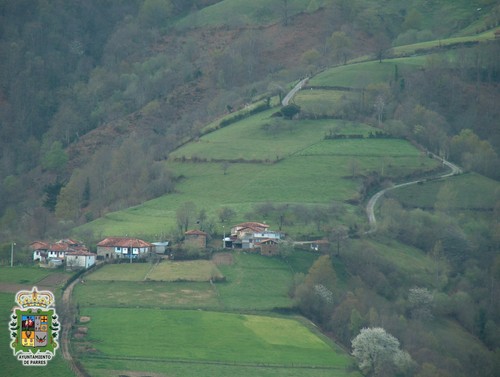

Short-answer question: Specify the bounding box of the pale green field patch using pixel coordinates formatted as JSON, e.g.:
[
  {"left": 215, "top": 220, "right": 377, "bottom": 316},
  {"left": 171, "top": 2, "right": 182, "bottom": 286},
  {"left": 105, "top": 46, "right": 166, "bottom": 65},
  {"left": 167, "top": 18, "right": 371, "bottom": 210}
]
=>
[
  {"left": 146, "top": 260, "right": 223, "bottom": 282},
  {"left": 86, "top": 264, "right": 152, "bottom": 281},
  {"left": 243, "top": 315, "right": 326, "bottom": 348},
  {"left": 74, "top": 280, "right": 220, "bottom": 309}
]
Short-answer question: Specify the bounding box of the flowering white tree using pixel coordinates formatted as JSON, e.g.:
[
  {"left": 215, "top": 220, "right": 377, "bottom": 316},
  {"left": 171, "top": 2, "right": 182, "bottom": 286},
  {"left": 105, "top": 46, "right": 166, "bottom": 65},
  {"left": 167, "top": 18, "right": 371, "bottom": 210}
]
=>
[{"left": 351, "top": 327, "right": 414, "bottom": 376}]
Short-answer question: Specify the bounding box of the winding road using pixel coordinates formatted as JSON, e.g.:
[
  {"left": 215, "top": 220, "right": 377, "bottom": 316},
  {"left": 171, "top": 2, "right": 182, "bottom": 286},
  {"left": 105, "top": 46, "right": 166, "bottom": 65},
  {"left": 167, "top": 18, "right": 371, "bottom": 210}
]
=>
[
  {"left": 282, "top": 77, "right": 308, "bottom": 106},
  {"left": 365, "top": 154, "right": 463, "bottom": 233}
]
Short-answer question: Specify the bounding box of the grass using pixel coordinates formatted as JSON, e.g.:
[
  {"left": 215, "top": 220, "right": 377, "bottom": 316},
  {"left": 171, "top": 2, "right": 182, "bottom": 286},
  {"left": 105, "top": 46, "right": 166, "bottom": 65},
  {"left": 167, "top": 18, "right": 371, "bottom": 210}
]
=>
[
  {"left": 86, "top": 263, "right": 152, "bottom": 281},
  {"left": 388, "top": 172, "right": 500, "bottom": 210},
  {"left": 146, "top": 260, "right": 224, "bottom": 282},
  {"left": 285, "top": 249, "right": 318, "bottom": 274},
  {"left": 216, "top": 253, "right": 293, "bottom": 310},
  {"left": 0, "top": 266, "right": 55, "bottom": 284},
  {"left": 73, "top": 280, "right": 220, "bottom": 309},
  {"left": 170, "top": 112, "right": 374, "bottom": 161},
  {"left": 299, "top": 139, "right": 422, "bottom": 157},
  {"left": 355, "top": 238, "right": 435, "bottom": 281},
  {"left": 86, "top": 260, "right": 224, "bottom": 282},
  {"left": 80, "top": 308, "right": 354, "bottom": 368},
  {"left": 0, "top": 292, "right": 74, "bottom": 377},
  {"left": 175, "top": 0, "right": 318, "bottom": 29},
  {"left": 294, "top": 89, "right": 356, "bottom": 116},
  {"left": 309, "top": 57, "right": 427, "bottom": 88},
  {"left": 392, "top": 27, "right": 500, "bottom": 56},
  {"left": 83, "top": 359, "right": 359, "bottom": 377}
]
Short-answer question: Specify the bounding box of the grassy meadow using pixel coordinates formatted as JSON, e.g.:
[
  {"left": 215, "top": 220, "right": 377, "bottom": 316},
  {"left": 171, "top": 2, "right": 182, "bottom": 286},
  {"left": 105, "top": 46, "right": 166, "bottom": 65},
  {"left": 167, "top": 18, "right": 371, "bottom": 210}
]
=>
[
  {"left": 0, "top": 266, "right": 54, "bottom": 284},
  {"left": 76, "top": 114, "right": 440, "bottom": 238},
  {"left": 392, "top": 27, "right": 500, "bottom": 56},
  {"left": 175, "top": 0, "right": 319, "bottom": 28},
  {"left": 73, "top": 280, "right": 220, "bottom": 309},
  {"left": 82, "top": 359, "right": 358, "bottom": 377},
  {"left": 79, "top": 308, "right": 358, "bottom": 370},
  {"left": 309, "top": 57, "right": 427, "bottom": 88},
  {"left": 216, "top": 252, "right": 294, "bottom": 310},
  {"left": 388, "top": 172, "right": 500, "bottom": 210},
  {"left": 85, "top": 260, "right": 224, "bottom": 282},
  {"left": 294, "top": 89, "right": 356, "bottom": 116}
]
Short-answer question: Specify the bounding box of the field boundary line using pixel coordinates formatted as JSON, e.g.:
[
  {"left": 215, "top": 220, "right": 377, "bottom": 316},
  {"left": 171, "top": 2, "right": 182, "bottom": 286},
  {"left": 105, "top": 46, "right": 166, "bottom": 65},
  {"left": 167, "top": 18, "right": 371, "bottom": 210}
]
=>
[
  {"left": 143, "top": 259, "right": 161, "bottom": 281},
  {"left": 82, "top": 354, "right": 347, "bottom": 370}
]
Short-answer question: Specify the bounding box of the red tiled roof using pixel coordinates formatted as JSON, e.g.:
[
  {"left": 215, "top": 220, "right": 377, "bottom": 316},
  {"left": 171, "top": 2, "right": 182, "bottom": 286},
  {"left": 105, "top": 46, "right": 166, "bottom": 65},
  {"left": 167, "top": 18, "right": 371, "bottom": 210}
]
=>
[
  {"left": 234, "top": 222, "right": 269, "bottom": 229},
  {"left": 30, "top": 241, "right": 50, "bottom": 250},
  {"left": 185, "top": 230, "right": 208, "bottom": 236},
  {"left": 97, "top": 237, "right": 152, "bottom": 248},
  {"left": 31, "top": 240, "right": 88, "bottom": 253}
]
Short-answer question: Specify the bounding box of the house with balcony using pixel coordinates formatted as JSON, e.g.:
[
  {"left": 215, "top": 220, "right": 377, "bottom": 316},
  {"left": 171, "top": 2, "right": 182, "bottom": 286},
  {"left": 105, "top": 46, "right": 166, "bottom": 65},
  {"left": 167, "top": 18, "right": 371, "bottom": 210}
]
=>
[{"left": 96, "top": 237, "right": 152, "bottom": 260}]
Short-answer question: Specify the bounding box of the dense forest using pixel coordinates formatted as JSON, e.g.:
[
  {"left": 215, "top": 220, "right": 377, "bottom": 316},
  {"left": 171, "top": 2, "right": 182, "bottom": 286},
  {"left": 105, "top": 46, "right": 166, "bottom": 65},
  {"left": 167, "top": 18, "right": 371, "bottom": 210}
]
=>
[{"left": 1, "top": 1, "right": 500, "bottom": 376}]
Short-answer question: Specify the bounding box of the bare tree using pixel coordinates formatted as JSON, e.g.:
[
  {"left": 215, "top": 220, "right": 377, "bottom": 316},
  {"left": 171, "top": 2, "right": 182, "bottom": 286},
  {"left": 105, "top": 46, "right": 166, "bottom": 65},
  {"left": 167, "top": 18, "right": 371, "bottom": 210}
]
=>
[{"left": 176, "top": 201, "right": 197, "bottom": 232}]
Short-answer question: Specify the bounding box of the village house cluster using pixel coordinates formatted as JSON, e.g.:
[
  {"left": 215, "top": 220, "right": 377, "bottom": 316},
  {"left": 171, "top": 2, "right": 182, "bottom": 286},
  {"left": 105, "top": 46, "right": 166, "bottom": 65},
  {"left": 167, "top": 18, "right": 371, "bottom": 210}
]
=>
[{"left": 30, "top": 222, "right": 286, "bottom": 269}]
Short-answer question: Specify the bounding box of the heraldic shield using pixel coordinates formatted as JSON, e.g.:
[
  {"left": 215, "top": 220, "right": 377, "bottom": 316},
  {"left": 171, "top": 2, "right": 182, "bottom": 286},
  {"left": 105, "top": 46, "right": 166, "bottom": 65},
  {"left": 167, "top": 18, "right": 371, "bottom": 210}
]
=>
[{"left": 9, "top": 287, "right": 59, "bottom": 365}]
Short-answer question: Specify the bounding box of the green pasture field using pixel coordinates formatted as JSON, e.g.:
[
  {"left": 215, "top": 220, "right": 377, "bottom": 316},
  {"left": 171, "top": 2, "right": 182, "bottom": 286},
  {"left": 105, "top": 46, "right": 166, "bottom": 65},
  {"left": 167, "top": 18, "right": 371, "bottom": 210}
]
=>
[
  {"left": 392, "top": 28, "right": 499, "bottom": 56},
  {"left": 388, "top": 172, "right": 500, "bottom": 210},
  {"left": 200, "top": 96, "right": 281, "bottom": 135},
  {"left": 175, "top": 0, "right": 318, "bottom": 28},
  {"left": 0, "top": 266, "right": 55, "bottom": 284},
  {"left": 0, "top": 292, "right": 74, "bottom": 377},
  {"left": 216, "top": 252, "right": 293, "bottom": 310},
  {"left": 79, "top": 308, "right": 354, "bottom": 368},
  {"left": 86, "top": 260, "right": 224, "bottom": 282},
  {"left": 294, "top": 89, "right": 356, "bottom": 116},
  {"left": 86, "top": 263, "right": 152, "bottom": 281},
  {"left": 73, "top": 280, "right": 220, "bottom": 309},
  {"left": 286, "top": 249, "right": 318, "bottom": 274},
  {"left": 76, "top": 142, "right": 439, "bottom": 238},
  {"left": 170, "top": 112, "right": 374, "bottom": 161},
  {"left": 83, "top": 359, "right": 360, "bottom": 377},
  {"left": 309, "top": 57, "right": 426, "bottom": 88},
  {"left": 146, "top": 260, "right": 224, "bottom": 282},
  {"left": 299, "top": 139, "right": 422, "bottom": 158},
  {"left": 354, "top": 238, "right": 435, "bottom": 284}
]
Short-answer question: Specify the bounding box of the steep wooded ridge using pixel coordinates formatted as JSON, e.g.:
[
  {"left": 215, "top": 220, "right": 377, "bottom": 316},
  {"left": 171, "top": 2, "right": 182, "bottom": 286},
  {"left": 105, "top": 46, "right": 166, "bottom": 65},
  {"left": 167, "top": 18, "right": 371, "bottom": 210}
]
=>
[{"left": 1, "top": 1, "right": 500, "bottom": 376}]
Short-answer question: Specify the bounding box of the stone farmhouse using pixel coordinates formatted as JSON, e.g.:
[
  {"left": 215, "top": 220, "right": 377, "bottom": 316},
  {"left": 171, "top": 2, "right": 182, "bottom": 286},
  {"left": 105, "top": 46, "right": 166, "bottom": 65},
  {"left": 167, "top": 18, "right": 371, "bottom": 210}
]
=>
[{"left": 96, "top": 237, "right": 153, "bottom": 260}]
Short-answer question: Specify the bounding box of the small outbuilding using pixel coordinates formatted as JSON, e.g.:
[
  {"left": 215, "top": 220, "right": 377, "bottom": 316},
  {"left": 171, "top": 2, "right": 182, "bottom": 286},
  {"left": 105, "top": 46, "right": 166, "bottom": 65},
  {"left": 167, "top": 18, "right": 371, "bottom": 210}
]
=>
[
  {"left": 257, "top": 239, "right": 280, "bottom": 256},
  {"left": 184, "top": 230, "right": 208, "bottom": 249}
]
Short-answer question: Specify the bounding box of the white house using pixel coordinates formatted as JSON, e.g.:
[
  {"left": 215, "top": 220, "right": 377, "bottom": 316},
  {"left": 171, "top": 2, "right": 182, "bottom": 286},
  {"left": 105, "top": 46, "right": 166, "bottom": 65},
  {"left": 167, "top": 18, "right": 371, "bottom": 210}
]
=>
[
  {"left": 96, "top": 237, "right": 153, "bottom": 259},
  {"left": 65, "top": 251, "right": 96, "bottom": 270},
  {"left": 31, "top": 239, "right": 88, "bottom": 263}
]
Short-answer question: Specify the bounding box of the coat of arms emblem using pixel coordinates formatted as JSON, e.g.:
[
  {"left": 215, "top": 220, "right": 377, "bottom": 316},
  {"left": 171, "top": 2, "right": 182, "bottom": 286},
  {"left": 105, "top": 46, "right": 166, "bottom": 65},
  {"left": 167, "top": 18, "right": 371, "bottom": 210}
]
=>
[{"left": 9, "top": 286, "right": 60, "bottom": 366}]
